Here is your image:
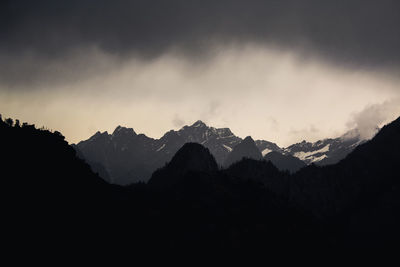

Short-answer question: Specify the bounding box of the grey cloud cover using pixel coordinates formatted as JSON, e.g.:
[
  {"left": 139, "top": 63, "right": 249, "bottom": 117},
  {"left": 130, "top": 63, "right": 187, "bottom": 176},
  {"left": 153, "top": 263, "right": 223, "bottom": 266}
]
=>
[
  {"left": 1, "top": 0, "right": 400, "bottom": 68},
  {"left": 1, "top": 0, "right": 400, "bottom": 146}
]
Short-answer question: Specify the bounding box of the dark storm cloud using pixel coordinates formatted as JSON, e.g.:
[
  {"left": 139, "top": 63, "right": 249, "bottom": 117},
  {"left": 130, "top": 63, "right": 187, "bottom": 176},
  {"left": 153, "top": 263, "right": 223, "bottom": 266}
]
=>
[{"left": 1, "top": 0, "right": 399, "bottom": 86}]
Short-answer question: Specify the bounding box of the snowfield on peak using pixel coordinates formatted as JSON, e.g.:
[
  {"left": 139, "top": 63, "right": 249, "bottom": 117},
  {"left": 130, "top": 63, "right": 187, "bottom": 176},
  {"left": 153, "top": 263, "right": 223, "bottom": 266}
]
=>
[
  {"left": 293, "top": 144, "right": 330, "bottom": 161},
  {"left": 261, "top": 148, "right": 272, "bottom": 156}
]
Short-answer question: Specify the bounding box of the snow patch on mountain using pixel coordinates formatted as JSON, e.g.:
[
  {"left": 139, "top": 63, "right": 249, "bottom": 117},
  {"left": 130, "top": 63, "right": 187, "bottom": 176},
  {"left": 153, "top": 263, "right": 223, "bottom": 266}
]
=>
[
  {"left": 310, "top": 154, "right": 328, "bottom": 163},
  {"left": 293, "top": 144, "right": 330, "bottom": 161},
  {"left": 223, "top": 144, "right": 232, "bottom": 152},
  {"left": 156, "top": 144, "right": 166, "bottom": 152},
  {"left": 261, "top": 148, "right": 272, "bottom": 156}
]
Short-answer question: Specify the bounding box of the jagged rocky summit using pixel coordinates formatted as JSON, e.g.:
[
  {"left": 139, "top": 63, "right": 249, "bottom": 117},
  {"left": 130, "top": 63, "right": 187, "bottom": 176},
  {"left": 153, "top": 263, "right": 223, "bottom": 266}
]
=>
[{"left": 75, "top": 120, "right": 364, "bottom": 185}]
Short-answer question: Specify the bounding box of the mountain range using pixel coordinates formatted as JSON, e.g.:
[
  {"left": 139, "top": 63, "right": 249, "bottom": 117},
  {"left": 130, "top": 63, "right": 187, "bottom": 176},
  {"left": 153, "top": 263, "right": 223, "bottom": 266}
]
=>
[
  {"left": 2, "top": 113, "right": 400, "bottom": 253},
  {"left": 75, "top": 120, "right": 364, "bottom": 185}
]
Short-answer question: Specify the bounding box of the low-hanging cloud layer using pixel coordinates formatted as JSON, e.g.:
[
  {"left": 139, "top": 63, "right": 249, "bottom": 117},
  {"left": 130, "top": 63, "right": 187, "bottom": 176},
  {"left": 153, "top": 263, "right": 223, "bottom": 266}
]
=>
[
  {"left": 347, "top": 98, "right": 400, "bottom": 140},
  {"left": 1, "top": 0, "right": 400, "bottom": 146}
]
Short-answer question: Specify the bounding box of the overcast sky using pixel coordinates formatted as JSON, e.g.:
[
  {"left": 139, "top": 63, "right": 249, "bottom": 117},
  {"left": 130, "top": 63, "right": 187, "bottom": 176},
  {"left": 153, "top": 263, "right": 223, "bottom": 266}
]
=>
[{"left": 1, "top": 0, "right": 400, "bottom": 146}]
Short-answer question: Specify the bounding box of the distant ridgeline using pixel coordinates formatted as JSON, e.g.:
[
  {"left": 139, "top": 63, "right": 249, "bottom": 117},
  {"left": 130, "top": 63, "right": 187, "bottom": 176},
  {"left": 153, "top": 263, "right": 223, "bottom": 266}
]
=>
[
  {"left": 75, "top": 120, "right": 363, "bottom": 185},
  {"left": 1, "top": 113, "right": 400, "bottom": 253}
]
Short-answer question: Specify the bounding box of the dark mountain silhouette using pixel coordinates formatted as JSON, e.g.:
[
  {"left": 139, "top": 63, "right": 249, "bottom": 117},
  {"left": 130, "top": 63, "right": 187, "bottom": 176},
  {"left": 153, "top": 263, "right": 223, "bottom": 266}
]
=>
[
  {"left": 288, "top": 117, "right": 400, "bottom": 247},
  {"left": 0, "top": 115, "right": 312, "bottom": 255},
  {"left": 3, "top": 113, "right": 399, "bottom": 254},
  {"left": 224, "top": 136, "right": 262, "bottom": 167},
  {"left": 224, "top": 158, "right": 289, "bottom": 195},
  {"left": 264, "top": 151, "right": 306, "bottom": 173},
  {"left": 0, "top": 115, "right": 120, "bottom": 256},
  {"left": 148, "top": 143, "right": 218, "bottom": 188},
  {"left": 221, "top": 117, "right": 400, "bottom": 248},
  {"left": 76, "top": 120, "right": 365, "bottom": 184},
  {"left": 291, "top": 119, "right": 400, "bottom": 216}
]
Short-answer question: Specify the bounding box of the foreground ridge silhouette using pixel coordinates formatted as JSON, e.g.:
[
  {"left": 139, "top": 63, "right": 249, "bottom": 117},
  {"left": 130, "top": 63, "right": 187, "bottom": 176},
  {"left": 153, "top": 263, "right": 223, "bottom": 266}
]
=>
[
  {"left": 1, "top": 114, "right": 400, "bottom": 257},
  {"left": 148, "top": 143, "right": 219, "bottom": 188}
]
